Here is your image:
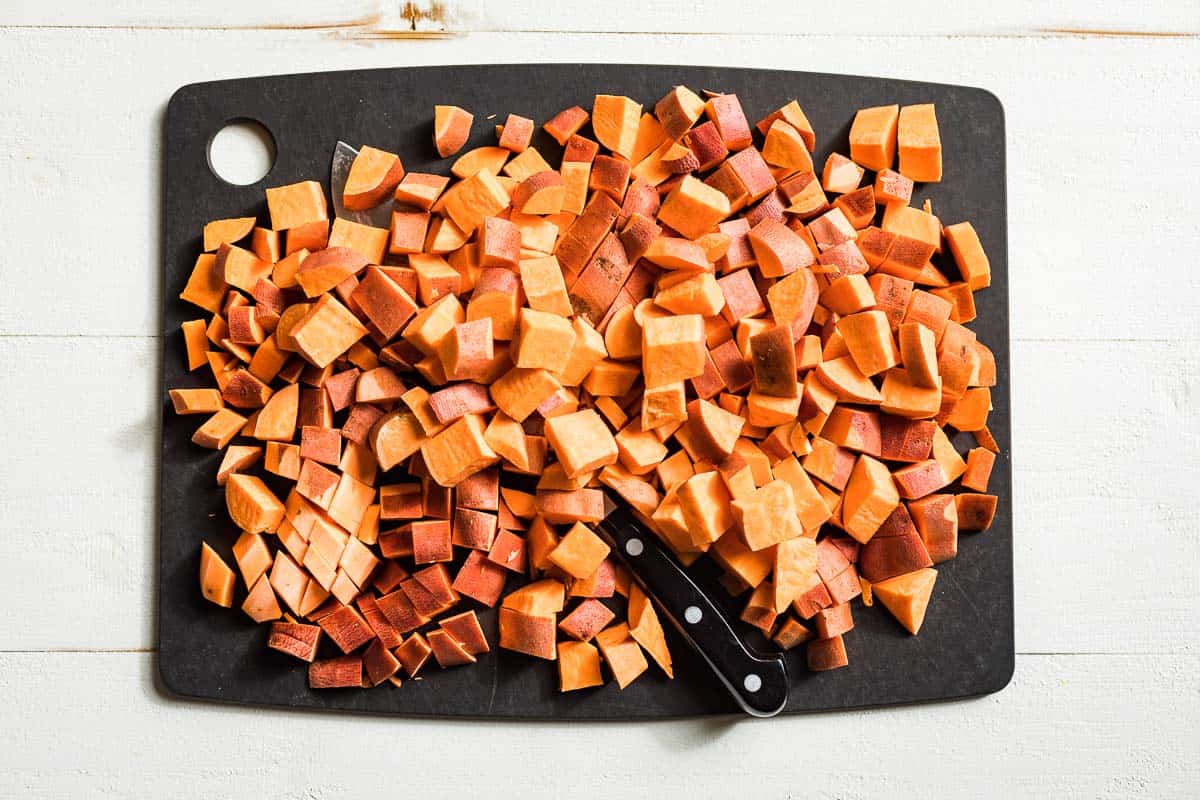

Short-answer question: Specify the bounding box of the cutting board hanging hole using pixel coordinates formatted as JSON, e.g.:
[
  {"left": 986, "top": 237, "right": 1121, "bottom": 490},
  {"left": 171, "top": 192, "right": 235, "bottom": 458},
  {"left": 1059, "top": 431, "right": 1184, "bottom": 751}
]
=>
[{"left": 208, "top": 119, "right": 276, "bottom": 186}]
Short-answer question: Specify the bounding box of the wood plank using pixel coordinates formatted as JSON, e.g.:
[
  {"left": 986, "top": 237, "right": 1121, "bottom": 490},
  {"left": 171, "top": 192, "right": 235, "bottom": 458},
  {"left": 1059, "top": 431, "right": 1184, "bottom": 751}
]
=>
[
  {"left": 1, "top": 30, "right": 1198, "bottom": 338},
  {"left": 2, "top": 1, "right": 1198, "bottom": 35},
  {"left": 0, "top": 336, "right": 1195, "bottom": 654},
  {"left": 0, "top": 651, "right": 1196, "bottom": 797}
]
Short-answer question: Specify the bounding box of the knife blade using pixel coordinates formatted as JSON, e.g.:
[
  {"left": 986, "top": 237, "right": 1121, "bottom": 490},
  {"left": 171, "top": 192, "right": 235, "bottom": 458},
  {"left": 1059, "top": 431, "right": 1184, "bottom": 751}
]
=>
[
  {"left": 330, "top": 140, "right": 394, "bottom": 229},
  {"left": 596, "top": 493, "right": 789, "bottom": 717}
]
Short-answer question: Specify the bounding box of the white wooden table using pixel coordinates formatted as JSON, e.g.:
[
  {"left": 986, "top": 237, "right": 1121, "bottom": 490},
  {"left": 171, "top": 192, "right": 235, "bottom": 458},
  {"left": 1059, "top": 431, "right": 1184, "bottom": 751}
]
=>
[{"left": 2, "top": 3, "right": 1198, "bottom": 797}]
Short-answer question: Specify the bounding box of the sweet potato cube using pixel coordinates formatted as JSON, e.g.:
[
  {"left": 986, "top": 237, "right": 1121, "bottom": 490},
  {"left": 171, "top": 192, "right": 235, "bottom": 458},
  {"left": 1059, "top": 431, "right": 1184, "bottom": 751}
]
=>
[
  {"left": 426, "top": 629, "right": 476, "bottom": 668},
  {"left": 448, "top": 550, "right": 506, "bottom": 608},
  {"left": 762, "top": 119, "right": 813, "bottom": 171},
  {"left": 434, "top": 104, "right": 473, "bottom": 158},
  {"left": 654, "top": 85, "right": 705, "bottom": 140},
  {"left": 484, "top": 528, "right": 526, "bottom": 573},
  {"left": 749, "top": 325, "right": 798, "bottom": 398},
  {"left": 704, "top": 93, "right": 752, "bottom": 150},
  {"left": 898, "top": 104, "right": 942, "bottom": 182},
  {"left": 841, "top": 455, "right": 900, "bottom": 543},
  {"left": 684, "top": 397, "right": 745, "bottom": 462},
  {"left": 642, "top": 313, "right": 705, "bottom": 389},
  {"left": 225, "top": 474, "right": 285, "bottom": 533},
  {"left": 558, "top": 598, "right": 616, "bottom": 642},
  {"left": 944, "top": 221, "right": 991, "bottom": 290},
  {"left": 908, "top": 494, "right": 958, "bottom": 563},
  {"left": 267, "top": 621, "right": 321, "bottom": 662},
  {"left": 394, "top": 172, "right": 449, "bottom": 210},
  {"left": 440, "top": 317, "right": 494, "bottom": 382},
  {"left": 395, "top": 632, "right": 433, "bottom": 678},
  {"left": 594, "top": 623, "right": 648, "bottom": 689},
  {"left": 543, "top": 409, "right": 618, "bottom": 478},
  {"left": 806, "top": 634, "right": 849, "bottom": 671},
  {"left": 658, "top": 175, "right": 730, "bottom": 239},
  {"left": 733, "top": 479, "right": 804, "bottom": 551},
  {"left": 822, "top": 153, "right": 864, "bottom": 195},
  {"left": 290, "top": 294, "right": 367, "bottom": 369},
  {"left": 514, "top": 308, "right": 576, "bottom": 374},
  {"left": 627, "top": 584, "right": 673, "bottom": 677},
  {"left": 592, "top": 94, "right": 642, "bottom": 160},
  {"left": 675, "top": 471, "right": 734, "bottom": 546},
  {"left": 265, "top": 180, "right": 327, "bottom": 232},
  {"left": 849, "top": 104, "right": 899, "bottom": 171},
  {"left": 557, "top": 640, "right": 604, "bottom": 691},
  {"left": 519, "top": 255, "right": 572, "bottom": 318},
  {"left": 199, "top": 542, "right": 236, "bottom": 608},
  {"left": 443, "top": 168, "right": 510, "bottom": 235},
  {"left": 875, "top": 168, "right": 914, "bottom": 205},
  {"left": 747, "top": 219, "right": 814, "bottom": 278},
  {"left": 317, "top": 605, "right": 374, "bottom": 654},
  {"left": 537, "top": 489, "right": 606, "bottom": 525},
  {"left": 547, "top": 522, "right": 611, "bottom": 580},
  {"left": 773, "top": 536, "right": 819, "bottom": 612},
  {"left": 452, "top": 507, "right": 498, "bottom": 551},
  {"left": 344, "top": 145, "right": 404, "bottom": 210},
  {"left": 837, "top": 310, "right": 899, "bottom": 377},
  {"left": 873, "top": 567, "right": 938, "bottom": 634},
  {"left": 956, "top": 493, "right": 998, "bottom": 531},
  {"left": 439, "top": 610, "right": 490, "bottom": 656},
  {"left": 420, "top": 414, "right": 498, "bottom": 488},
  {"left": 499, "top": 606, "right": 557, "bottom": 660},
  {"left": 410, "top": 520, "right": 453, "bottom": 564}
]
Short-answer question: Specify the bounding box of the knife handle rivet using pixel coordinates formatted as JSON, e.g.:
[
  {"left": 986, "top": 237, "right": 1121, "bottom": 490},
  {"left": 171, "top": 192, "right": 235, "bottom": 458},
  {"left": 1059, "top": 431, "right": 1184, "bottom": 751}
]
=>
[
  {"left": 684, "top": 606, "right": 702, "bottom": 624},
  {"left": 624, "top": 538, "right": 644, "bottom": 557},
  {"left": 743, "top": 674, "right": 762, "bottom": 693}
]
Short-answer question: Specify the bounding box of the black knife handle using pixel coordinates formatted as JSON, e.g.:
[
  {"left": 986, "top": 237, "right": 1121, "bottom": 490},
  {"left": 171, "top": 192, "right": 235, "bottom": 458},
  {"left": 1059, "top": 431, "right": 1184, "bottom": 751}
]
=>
[{"left": 597, "top": 498, "right": 788, "bottom": 717}]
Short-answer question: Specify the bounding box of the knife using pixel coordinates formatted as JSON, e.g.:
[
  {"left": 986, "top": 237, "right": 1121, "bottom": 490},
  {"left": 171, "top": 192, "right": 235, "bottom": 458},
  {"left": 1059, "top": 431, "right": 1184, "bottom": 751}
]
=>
[
  {"left": 330, "top": 140, "right": 394, "bottom": 228},
  {"left": 330, "top": 140, "right": 788, "bottom": 716},
  {"left": 597, "top": 494, "right": 789, "bottom": 717}
]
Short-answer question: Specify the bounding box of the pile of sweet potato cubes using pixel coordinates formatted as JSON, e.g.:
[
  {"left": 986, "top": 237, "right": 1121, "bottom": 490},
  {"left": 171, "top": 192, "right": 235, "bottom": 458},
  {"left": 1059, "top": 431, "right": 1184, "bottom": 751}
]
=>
[{"left": 174, "top": 83, "right": 1000, "bottom": 693}]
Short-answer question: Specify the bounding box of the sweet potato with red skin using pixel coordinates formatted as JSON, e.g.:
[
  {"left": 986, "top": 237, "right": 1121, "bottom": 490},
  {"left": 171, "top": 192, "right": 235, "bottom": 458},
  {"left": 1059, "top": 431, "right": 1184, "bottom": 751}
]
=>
[
  {"left": 807, "top": 635, "right": 849, "bottom": 671},
  {"left": 909, "top": 494, "right": 959, "bottom": 563},
  {"left": 558, "top": 598, "right": 616, "bottom": 642}
]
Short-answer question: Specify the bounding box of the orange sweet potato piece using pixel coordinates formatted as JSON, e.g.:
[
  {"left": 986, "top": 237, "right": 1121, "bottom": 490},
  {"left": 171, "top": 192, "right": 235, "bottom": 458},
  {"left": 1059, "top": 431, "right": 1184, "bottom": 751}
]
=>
[
  {"left": 749, "top": 324, "right": 798, "bottom": 398},
  {"left": 199, "top": 542, "right": 236, "bottom": 608},
  {"left": 841, "top": 455, "right": 900, "bottom": 543},
  {"left": 733, "top": 479, "right": 804, "bottom": 551},
  {"left": 499, "top": 606, "right": 557, "bottom": 660},
  {"left": 806, "top": 634, "right": 848, "bottom": 671},
  {"left": 627, "top": 583, "right": 673, "bottom": 678},
  {"left": 544, "top": 105, "right": 589, "bottom": 145},
  {"left": 594, "top": 623, "right": 649, "bottom": 689},
  {"left": 748, "top": 218, "right": 815, "bottom": 278},
  {"left": 655, "top": 85, "right": 706, "bottom": 140},
  {"left": 873, "top": 567, "right": 937, "bottom": 634},
  {"left": 705, "top": 93, "right": 752, "bottom": 151},
  {"left": 592, "top": 94, "right": 642, "bottom": 160},
  {"left": 547, "top": 522, "right": 611, "bottom": 580},
  {"left": 225, "top": 474, "right": 285, "bottom": 534},
  {"left": 434, "top": 105, "right": 473, "bottom": 158},
  {"left": 837, "top": 310, "right": 899, "bottom": 377},
  {"left": 658, "top": 175, "right": 730, "bottom": 240},
  {"left": 898, "top": 103, "right": 942, "bottom": 182},
  {"left": 956, "top": 493, "right": 998, "bottom": 531},
  {"left": 849, "top": 104, "right": 899, "bottom": 171},
  {"left": 557, "top": 640, "right": 604, "bottom": 691},
  {"left": 265, "top": 180, "right": 328, "bottom": 232},
  {"left": 420, "top": 414, "right": 499, "bottom": 487},
  {"left": 961, "top": 447, "right": 996, "bottom": 492},
  {"left": 642, "top": 313, "right": 706, "bottom": 389},
  {"left": 944, "top": 221, "right": 991, "bottom": 290},
  {"left": 344, "top": 145, "right": 404, "bottom": 210},
  {"left": 909, "top": 494, "right": 958, "bottom": 563},
  {"left": 816, "top": 356, "right": 883, "bottom": 405}
]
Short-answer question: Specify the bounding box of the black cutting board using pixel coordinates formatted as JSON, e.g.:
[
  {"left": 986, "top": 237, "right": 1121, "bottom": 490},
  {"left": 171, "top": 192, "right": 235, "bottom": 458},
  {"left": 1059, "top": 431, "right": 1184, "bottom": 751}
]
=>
[{"left": 160, "top": 64, "right": 1012, "bottom": 719}]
